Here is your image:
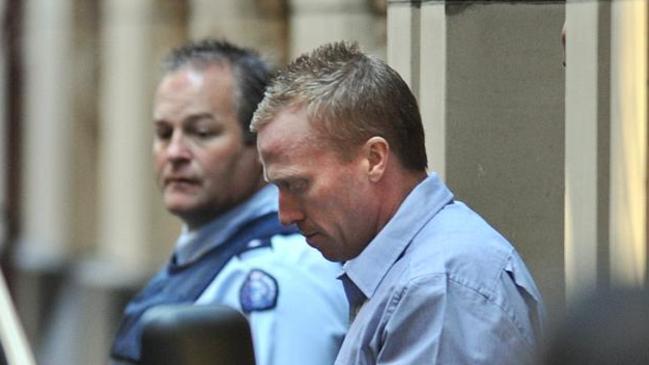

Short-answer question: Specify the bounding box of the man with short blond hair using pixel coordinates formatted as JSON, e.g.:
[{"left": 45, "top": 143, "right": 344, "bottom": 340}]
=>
[{"left": 253, "top": 42, "right": 545, "bottom": 364}]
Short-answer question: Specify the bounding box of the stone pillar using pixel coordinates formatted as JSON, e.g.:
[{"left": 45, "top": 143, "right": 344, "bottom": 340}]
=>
[
  {"left": 389, "top": 1, "right": 446, "bottom": 177},
  {"left": 419, "top": 4, "right": 446, "bottom": 177},
  {"left": 18, "top": 0, "right": 74, "bottom": 269},
  {"left": 387, "top": 0, "right": 566, "bottom": 321},
  {"left": 565, "top": 0, "right": 648, "bottom": 299},
  {"left": 189, "top": 0, "right": 288, "bottom": 64},
  {"left": 16, "top": 0, "right": 75, "bottom": 346},
  {"left": 96, "top": 0, "right": 156, "bottom": 276},
  {"left": 609, "top": 0, "right": 647, "bottom": 287},
  {"left": 387, "top": 2, "right": 420, "bottom": 90},
  {"left": 290, "top": 0, "right": 386, "bottom": 59},
  {"left": 564, "top": 0, "right": 610, "bottom": 305}
]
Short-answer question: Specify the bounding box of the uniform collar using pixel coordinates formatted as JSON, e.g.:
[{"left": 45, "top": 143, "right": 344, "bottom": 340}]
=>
[
  {"left": 174, "top": 184, "right": 279, "bottom": 266},
  {"left": 341, "top": 173, "right": 453, "bottom": 300}
]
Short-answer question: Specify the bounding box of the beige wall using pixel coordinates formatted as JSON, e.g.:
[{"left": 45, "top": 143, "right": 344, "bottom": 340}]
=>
[
  {"left": 446, "top": 2, "right": 565, "bottom": 322},
  {"left": 388, "top": 1, "right": 566, "bottom": 323}
]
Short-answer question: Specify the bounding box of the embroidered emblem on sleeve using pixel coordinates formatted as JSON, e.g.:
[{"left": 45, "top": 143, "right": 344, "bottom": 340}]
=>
[{"left": 239, "top": 269, "right": 279, "bottom": 313}]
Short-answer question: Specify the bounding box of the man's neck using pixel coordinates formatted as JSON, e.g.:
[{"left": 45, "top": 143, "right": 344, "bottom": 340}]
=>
[
  {"left": 374, "top": 169, "right": 427, "bottom": 235},
  {"left": 182, "top": 178, "right": 268, "bottom": 232}
]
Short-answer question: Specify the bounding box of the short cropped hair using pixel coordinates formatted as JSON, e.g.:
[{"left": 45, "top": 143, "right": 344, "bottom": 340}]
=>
[
  {"left": 251, "top": 41, "right": 427, "bottom": 171},
  {"left": 163, "top": 39, "right": 271, "bottom": 144}
]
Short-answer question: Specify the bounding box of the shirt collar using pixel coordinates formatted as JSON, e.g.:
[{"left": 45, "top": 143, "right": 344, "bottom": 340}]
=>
[
  {"left": 341, "top": 173, "right": 453, "bottom": 299},
  {"left": 174, "top": 184, "right": 279, "bottom": 265}
]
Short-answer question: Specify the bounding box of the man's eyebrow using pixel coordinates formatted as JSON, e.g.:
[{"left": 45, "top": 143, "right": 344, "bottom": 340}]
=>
[
  {"left": 185, "top": 112, "right": 215, "bottom": 123},
  {"left": 153, "top": 112, "right": 215, "bottom": 125},
  {"left": 264, "top": 170, "right": 300, "bottom": 185}
]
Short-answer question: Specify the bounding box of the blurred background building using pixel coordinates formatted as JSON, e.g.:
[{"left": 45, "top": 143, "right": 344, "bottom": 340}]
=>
[{"left": 0, "top": 0, "right": 647, "bottom": 364}]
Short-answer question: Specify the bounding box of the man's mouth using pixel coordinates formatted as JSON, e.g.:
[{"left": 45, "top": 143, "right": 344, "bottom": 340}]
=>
[
  {"left": 298, "top": 225, "right": 315, "bottom": 237},
  {"left": 302, "top": 231, "right": 320, "bottom": 245},
  {"left": 164, "top": 177, "right": 200, "bottom": 188}
]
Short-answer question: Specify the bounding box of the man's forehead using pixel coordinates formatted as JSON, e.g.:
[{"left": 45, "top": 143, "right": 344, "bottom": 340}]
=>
[
  {"left": 157, "top": 64, "right": 232, "bottom": 94},
  {"left": 258, "top": 137, "right": 295, "bottom": 183},
  {"left": 258, "top": 108, "right": 311, "bottom": 153},
  {"left": 258, "top": 128, "right": 304, "bottom": 164},
  {"left": 158, "top": 67, "right": 203, "bottom": 92}
]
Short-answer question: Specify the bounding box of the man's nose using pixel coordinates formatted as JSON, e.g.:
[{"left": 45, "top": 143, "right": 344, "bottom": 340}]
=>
[
  {"left": 278, "top": 191, "right": 304, "bottom": 225},
  {"left": 166, "top": 132, "right": 191, "bottom": 161}
]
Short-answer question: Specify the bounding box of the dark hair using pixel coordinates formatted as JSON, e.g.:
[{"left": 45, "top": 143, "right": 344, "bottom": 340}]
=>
[
  {"left": 163, "top": 39, "right": 271, "bottom": 144},
  {"left": 252, "top": 41, "right": 427, "bottom": 171}
]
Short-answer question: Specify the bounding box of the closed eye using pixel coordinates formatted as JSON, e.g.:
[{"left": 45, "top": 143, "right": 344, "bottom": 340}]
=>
[
  {"left": 187, "top": 115, "right": 222, "bottom": 139},
  {"left": 273, "top": 177, "right": 308, "bottom": 195},
  {"left": 288, "top": 179, "right": 307, "bottom": 193},
  {"left": 154, "top": 122, "right": 173, "bottom": 140},
  {"left": 190, "top": 126, "right": 220, "bottom": 139}
]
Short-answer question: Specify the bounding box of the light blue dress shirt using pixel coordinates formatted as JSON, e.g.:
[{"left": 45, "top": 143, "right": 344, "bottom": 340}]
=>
[
  {"left": 175, "top": 185, "right": 348, "bottom": 365},
  {"left": 335, "top": 174, "right": 545, "bottom": 365}
]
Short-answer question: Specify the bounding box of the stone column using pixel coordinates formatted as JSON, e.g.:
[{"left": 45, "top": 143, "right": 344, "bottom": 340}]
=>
[
  {"left": 387, "top": 2, "right": 420, "bottom": 90},
  {"left": 418, "top": 3, "right": 446, "bottom": 178},
  {"left": 95, "top": 0, "right": 156, "bottom": 276},
  {"left": 18, "top": 0, "right": 74, "bottom": 270},
  {"left": 15, "top": 0, "right": 75, "bottom": 346},
  {"left": 290, "top": 0, "right": 386, "bottom": 59},
  {"left": 564, "top": 0, "right": 610, "bottom": 305},
  {"left": 609, "top": 0, "right": 647, "bottom": 287},
  {"left": 565, "top": 0, "right": 648, "bottom": 298},
  {"left": 388, "top": 1, "right": 446, "bottom": 177}
]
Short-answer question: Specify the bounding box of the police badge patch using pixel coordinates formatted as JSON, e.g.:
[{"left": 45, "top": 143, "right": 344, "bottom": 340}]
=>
[{"left": 240, "top": 269, "right": 279, "bottom": 313}]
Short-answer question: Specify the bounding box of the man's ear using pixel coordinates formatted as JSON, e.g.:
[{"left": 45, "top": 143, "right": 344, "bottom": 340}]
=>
[{"left": 363, "top": 137, "right": 389, "bottom": 183}]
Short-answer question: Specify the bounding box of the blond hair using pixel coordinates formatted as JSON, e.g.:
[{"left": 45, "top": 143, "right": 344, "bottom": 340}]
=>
[{"left": 251, "top": 41, "right": 427, "bottom": 170}]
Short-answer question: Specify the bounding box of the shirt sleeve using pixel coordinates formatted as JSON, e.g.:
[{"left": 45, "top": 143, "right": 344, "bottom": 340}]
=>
[
  {"left": 376, "top": 274, "right": 537, "bottom": 365},
  {"left": 199, "top": 233, "right": 348, "bottom": 365}
]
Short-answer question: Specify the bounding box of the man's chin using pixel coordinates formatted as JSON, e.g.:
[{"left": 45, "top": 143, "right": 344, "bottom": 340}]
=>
[
  {"left": 305, "top": 236, "right": 340, "bottom": 262},
  {"left": 320, "top": 251, "right": 341, "bottom": 262},
  {"left": 163, "top": 197, "right": 200, "bottom": 217},
  {"left": 164, "top": 199, "right": 227, "bottom": 228}
]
